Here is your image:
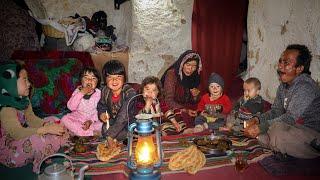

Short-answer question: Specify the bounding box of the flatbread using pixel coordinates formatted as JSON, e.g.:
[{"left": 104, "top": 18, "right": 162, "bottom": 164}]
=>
[
  {"left": 96, "top": 137, "right": 121, "bottom": 162},
  {"left": 169, "top": 145, "right": 206, "bottom": 174}
]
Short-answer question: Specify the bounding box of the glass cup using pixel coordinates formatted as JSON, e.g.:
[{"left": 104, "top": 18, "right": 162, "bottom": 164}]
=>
[
  {"left": 205, "top": 104, "right": 215, "bottom": 116},
  {"left": 214, "top": 104, "right": 223, "bottom": 114},
  {"left": 234, "top": 153, "right": 248, "bottom": 172}
]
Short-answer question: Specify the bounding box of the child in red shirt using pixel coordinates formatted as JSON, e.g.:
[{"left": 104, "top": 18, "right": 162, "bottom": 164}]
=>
[{"left": 184, "top": 73, "right": 232, "bottom": 134}]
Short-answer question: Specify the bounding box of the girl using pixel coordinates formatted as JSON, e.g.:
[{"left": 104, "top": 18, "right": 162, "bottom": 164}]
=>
[
  {"left": 0, "top": 62, "right": 67, "bottom": 172},
  {"left": 136, "top": 76, "right": 186, "bottom": 136},
  {"left": 61, "top": 67, "right": 102, "bottom": 137},
  {"left": 161, "top": 50, "right": 202, "bottom": 128},
  {"left": 98, "top": 60, "right": 136, "bottom": 141}
]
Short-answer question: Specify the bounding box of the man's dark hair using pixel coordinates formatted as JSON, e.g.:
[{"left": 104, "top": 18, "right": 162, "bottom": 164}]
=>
[
  {"left": 79, "top": 66, "right": 101, "bottom": 88},
  {"left": 102, "top": 60, "right": 126, "bottom": 83},
  {"left": 286, "top": 44, "right": 312, "bottom": 75}
]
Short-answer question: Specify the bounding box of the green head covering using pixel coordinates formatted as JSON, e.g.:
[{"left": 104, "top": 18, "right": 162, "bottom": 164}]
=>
[{"left": 0, "top": 63, "right": 29, "bottom": 110}]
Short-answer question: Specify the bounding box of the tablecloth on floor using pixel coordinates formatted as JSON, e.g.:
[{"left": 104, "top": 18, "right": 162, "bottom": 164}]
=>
[{"left": 63, "top": 135, "right": 272, "bottom": 176}]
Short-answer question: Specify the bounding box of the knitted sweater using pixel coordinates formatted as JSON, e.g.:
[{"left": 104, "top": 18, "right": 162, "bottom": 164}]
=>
[
  {"left": 233, "top": 95, "right": 264, "bottom": 120},
  {"left": 258, "top": 74, "right": 320, "bottom": 133},
  {"left": 0, "top": 103, "right": 43, "bottom": 140}
]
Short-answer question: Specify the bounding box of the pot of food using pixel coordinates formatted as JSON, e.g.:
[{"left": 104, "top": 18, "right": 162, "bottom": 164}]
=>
[{"left": 193, "top": 134, "right": 232, "bottom": 156}]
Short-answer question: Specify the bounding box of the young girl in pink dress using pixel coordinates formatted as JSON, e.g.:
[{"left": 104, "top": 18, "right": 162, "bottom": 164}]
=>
[{"left": 61, "top": 67, "right": 102, "bottom": 136}]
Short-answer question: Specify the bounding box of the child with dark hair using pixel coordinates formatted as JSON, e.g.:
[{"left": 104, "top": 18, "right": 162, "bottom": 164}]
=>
[
  {"left": 0, "top": 62, "right": 67, "bottom": 172},
  {"left": 136, "top": 76, "right": 186, "bottom": 135},
  {"left": 244, "top": 44, "right": 320, "bottom": 159},
  {"left": 98, "top": 60, "right": 136, "bottom": 141},
  {"left": 224, "top": 77, "right": 265, "bottom": 132},
  {"left": 61, "top": 66, "right": 102, "bottom": 136},
  {"left": 184, "top": 73, "right": 232, "bottom": 134}
]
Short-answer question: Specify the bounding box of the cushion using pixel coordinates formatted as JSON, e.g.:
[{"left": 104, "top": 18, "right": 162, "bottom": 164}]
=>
[{"left": 11, "top": 50, "right": 94, "bottom": 118}]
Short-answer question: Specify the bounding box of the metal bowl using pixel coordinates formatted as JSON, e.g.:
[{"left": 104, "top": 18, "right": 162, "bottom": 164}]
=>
[{"left": 193, "top": 136, "right": 232, "bottom": 156}]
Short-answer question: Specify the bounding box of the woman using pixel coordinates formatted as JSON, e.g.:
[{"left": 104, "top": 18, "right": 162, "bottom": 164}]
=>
[
  {"left": 0, "top": 62, "right": 67, "bottom": 172},
  {"left": 161, "top": 50, "right": 202, "bottom": 127}
]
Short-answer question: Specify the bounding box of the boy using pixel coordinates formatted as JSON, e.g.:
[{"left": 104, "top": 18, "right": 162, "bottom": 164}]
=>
[
  {"left": 226, "top": 77, "right": 265, "bottom": 132},
  {"left": 183, "top": 73, "right": 232, "bottom": 134},
  {"left": 98, "top": 60, "right": 136, "bottom": 141}
]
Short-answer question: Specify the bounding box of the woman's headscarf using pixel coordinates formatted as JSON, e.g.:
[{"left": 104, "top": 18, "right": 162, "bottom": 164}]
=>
[
  {"left": 0, "top": 63, "right": 29, "bottom": 110},
  {"left": 161, "top": 50, "right": 202, "bottom": 89}
]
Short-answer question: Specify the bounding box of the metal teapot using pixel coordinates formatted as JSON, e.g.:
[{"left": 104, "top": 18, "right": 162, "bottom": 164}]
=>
[{"left": 37, "top": 153, "right": 88, "bottom": 180}]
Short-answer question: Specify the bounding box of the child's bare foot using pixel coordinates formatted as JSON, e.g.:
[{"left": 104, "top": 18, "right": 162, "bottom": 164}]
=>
[
  {"left": 219, "top": 126, "right": 231, "bottom": 132},
  {"left": 183, "top": 128, "right": 194, "bottom": 134},
  {"left": 183, "top": 125, "right": 205, "bottom": 134}
]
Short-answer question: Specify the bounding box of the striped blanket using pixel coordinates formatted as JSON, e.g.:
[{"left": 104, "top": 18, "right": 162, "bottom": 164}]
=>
[{"left": 63, "top": 135, "right": 272, "bottom": 176}]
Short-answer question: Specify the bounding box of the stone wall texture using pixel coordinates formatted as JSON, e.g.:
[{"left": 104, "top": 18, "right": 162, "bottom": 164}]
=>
[
  {"left": 26, "top": 0, "right": 132, "bottom": 45},
  {"left": 246, "top": 0, "right": 320, "bottom": 102},
  {"left": 129, "top": 0, "right": 194, "bottom": 82},
  {"left": 26, "top": 0, "right": 194, "bottom": 83},
  {"left": 26, "top": 0, "right": 320, "bottom": 102}
]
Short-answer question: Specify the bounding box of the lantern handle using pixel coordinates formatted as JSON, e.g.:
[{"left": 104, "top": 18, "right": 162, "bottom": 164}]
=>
[
  {"left": 126, "top": 94, "right": 143, "bottom": 130},
  {"left": 127, "top": 122, "right": 137, "bottom": 169},
  {"left": 153, "top": 121, "right": 163, "bottom": 168}
]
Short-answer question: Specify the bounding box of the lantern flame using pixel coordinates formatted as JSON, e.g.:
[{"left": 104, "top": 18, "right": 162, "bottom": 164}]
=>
[{"left": 135, "top": 136, "right": 158, "bottom": 166}]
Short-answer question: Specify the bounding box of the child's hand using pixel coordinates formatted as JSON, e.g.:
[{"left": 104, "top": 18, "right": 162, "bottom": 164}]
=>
[
  {"left": 244, "top": 95, "right": 250, "bottom": 101},
  {"left": 171, "top": 119, "right": 181, "bottom": 132},
  {"left": 219, "top": 126, "right": 231, "bottom": 132},
  {"left": 82, "top": 120, "right": 93, "bottom": 130},
  {"left": 100, "top": 112, "right": 110, "bottom": 123},
  {"left": 144, "top": 96, "right": 153, "bottom": 107},
  {"left": 245, "top": 117, "right": 259, "bottom": 128},
  {"left": 187, "top": 109, "right": 197, "bottom": 117},
  {"left": 38, "top": 124, "right": 65, "bottom": 135},
  {"left": 200, "top": 111, "right": 209, "bottom": 117},
  {"left": 79, "top": 85, "right": 93, "bottom": 95},
  {"left": 244, "top": 124, "right": 260, "bottom": 138},
  {"left": 190, "top": 88, "right": 200, "bottom": 97}
]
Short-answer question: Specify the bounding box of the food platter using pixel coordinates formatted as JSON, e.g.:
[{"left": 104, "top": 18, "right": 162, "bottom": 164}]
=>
[
  {"left": 70, "top": 136, "right": 98, "bottom": 153},
  {"left": 193, "top": 135, "right": 232, "bottom": 156}
]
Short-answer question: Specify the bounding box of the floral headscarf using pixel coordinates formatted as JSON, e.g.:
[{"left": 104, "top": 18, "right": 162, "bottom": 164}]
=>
[{"left": 161, "top": 50, "right": 202, "bottom": 89}]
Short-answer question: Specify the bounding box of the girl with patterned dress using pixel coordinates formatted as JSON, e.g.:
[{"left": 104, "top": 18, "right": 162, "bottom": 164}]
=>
[{"left": 0, "top": 62, "right": 67, "bottom": 172}]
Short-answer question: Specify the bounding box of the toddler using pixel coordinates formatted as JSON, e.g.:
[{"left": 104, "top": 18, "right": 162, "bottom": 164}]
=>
[
  {"left": 136, "top": 76, "right": 186, "bottom": 135},
  {"left": 184, "top": 73, "right": 232, "bottom": 134},
  {"left": 61, "top": 67, "right": 102, "bottom": 136},
  {"left": 225, "top": 77, "right": 265, "bottom": 132}
]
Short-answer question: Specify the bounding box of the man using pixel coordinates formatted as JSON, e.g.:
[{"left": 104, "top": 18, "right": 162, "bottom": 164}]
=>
[{"left": 244, "top": 44, "right": 320, "bottom": 159}]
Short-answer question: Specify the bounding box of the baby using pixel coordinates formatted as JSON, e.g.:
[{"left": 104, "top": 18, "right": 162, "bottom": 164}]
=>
[
  {"left": 61, "top": 67, "right": 102, "bottom": 137},
  {"left": 184, "top": 73, "right": 232, "bottom": 134},
  {"left": 225, "top": 77, "right": 265, "bottom": 132}
]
